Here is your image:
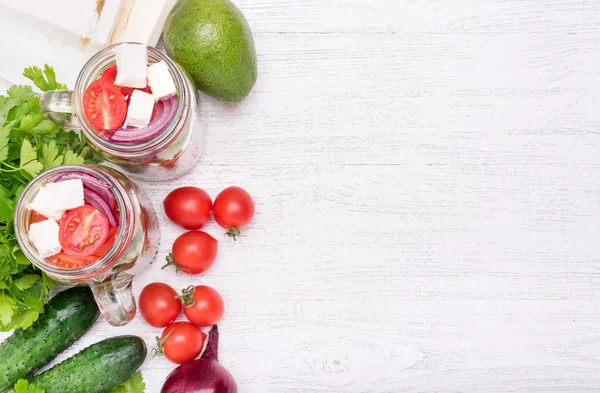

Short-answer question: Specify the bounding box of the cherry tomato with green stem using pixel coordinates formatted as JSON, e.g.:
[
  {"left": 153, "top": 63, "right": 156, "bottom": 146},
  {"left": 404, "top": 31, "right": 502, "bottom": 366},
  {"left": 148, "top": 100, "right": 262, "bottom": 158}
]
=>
[
  {"left": 154, "top": 322, "right": 206, "bottom": 364},
  {"left": 177, "top": 285, "right": 224, "bottom": 327},
  {"left": 163, "top": 231, "right": 217, "bottom": 275},
  {"left": 213, "top": 186, "right": 255, "bottom": 240}
]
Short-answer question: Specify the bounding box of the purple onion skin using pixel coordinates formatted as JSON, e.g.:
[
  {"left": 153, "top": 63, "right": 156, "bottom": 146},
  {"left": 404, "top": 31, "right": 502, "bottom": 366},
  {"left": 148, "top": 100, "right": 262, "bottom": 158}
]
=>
[{"left": 161, "top": 325, "right": 238, "bottom": 393}]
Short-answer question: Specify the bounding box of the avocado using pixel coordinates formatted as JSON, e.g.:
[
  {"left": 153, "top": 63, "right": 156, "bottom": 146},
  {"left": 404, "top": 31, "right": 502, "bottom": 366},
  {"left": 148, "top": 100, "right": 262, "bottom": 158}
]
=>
[{"left": 163, "top": 0, "right": 257, "bottom": 102}]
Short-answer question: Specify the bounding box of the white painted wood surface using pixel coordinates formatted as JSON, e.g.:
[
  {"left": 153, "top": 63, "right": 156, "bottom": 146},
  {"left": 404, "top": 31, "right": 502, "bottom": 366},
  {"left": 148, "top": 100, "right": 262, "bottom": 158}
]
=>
[{"left": 3, "top": 0, "right": 600, "bottom": 392}]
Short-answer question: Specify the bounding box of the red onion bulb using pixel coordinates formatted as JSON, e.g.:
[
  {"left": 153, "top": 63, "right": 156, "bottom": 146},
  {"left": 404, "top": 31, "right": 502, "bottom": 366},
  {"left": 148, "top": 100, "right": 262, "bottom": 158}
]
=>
[{"left": 161, "top": 325, "right": 238, "bottom": 393}]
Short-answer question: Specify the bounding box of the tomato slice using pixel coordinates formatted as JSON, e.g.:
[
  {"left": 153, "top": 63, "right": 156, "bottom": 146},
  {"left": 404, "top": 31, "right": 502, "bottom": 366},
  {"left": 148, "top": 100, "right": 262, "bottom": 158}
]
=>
[
  {"left": 101, "top": 65, "right": 152, "bottom": 97},
  {"left": 92, "top": 226, "right": 119, "bottom": 257},
  {"left": 31, "top": 212, "right": 47, "bottom": 223},
  {"left": 83, "top": 79, "right": 127, "bottom": 131},
  {"left": 59, "top": 205, "right": 109, "bottom": 256},
  {"left": 101, "top": 65, "right": 118, "bottom": 84},
  {"left": 48, "top": 253, "right": 99, "bottom": 269}
]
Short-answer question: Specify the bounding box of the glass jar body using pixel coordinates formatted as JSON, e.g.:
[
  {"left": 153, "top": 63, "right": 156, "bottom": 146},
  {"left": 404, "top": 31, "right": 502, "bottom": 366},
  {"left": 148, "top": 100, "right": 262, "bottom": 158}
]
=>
[{"left": 14, "top": 165, "right": 160, "bottom": 326}]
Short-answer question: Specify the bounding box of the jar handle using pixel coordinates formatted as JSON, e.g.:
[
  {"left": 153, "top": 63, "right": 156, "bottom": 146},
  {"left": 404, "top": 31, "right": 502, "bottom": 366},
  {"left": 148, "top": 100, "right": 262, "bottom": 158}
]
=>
[
  {"left": 39, "top": 90, "right": 80, "bottom": 129},
  {"left": 88, "top": 273, "right": 137, "bottom": 326}
]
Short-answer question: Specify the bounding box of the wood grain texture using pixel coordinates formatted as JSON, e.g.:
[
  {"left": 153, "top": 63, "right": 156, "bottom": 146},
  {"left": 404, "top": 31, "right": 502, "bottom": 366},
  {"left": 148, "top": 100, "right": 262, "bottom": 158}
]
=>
[{"left": 2, "top": 0, "right": 600, "bottom": 392}]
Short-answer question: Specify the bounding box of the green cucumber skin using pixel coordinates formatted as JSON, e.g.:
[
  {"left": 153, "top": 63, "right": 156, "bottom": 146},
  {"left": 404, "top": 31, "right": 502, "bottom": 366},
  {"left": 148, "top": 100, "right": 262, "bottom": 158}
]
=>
[
  {"left": 31, "top": 336, "right": 147, "bottom": 393},
  {"left": 0, "top": 286, "right": 99, "bottom": 392}
]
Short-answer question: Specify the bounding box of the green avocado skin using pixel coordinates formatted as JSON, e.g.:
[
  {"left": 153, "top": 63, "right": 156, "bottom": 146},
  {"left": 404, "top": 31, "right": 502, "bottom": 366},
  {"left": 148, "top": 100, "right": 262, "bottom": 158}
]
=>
[{"left": 163, "top": 0, "right": 257, "bottom": 102}]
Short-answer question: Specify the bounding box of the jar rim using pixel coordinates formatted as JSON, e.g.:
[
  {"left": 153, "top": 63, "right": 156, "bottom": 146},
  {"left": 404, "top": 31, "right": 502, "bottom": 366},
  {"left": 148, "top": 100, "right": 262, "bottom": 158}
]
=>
[
  {"left": 74, "top": 43, "right": 189, "bottom": 156},
  {"left": 14, "top": 165, "right": 134, "bottom": 279}
]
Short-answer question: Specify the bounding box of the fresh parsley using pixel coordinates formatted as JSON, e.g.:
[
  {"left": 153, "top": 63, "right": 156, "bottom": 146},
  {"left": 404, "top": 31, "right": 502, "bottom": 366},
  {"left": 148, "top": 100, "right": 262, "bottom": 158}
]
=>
[
  {"left": 107, "top": 372, "right": 146, "bottom": 393},
  {"left": 10, "top": 379, "right": 45, "bottom": 393},
  {"left": 0, "top": 65, "right": 100, "bottom": 331},
  {"left": 22, "top": 65, "right": 68, "bottom": 92}
]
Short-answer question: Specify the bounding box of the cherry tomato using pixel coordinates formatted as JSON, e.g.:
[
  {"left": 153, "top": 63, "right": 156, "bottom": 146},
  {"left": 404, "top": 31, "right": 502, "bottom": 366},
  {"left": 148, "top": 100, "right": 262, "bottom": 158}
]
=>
[
  {"left": 178, "top": 285, "right": 224, "bottom": 327},
  {"left": 91, "top": 226, "right": 119, "bottom": 257},
  {"left": 163, "top": 187, "right": 212, "bottom": 230},
  {"left": 163, "top": 231, "right": 217, "bottom": 275},
  {"left": 83, "top": 79, "right": 127, "bottom": 130},
  {"left": 47, "top": 253, "right": 98, "bottom": 269},
  {"left": 139, "top": 282, "right": 182, "bottom": 328},
  {"left": 59, "top": 205, "right": 109, "bottom": 256},
  {"left": 213, "top": 186, "right": 255, "bottom": 240},
  {"left": 156, "top": 322, "right": 206, "bottom": 364},
  {"left": 102, "top": 65, "right": 152, "bottom": 96}
]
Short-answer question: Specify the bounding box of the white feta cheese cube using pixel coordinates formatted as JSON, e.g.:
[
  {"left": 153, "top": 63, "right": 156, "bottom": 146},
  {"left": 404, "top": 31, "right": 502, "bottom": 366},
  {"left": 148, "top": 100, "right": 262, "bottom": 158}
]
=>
[
  {"left": 28, "top": 219, "right": 62, "bottom": 258},
  {"left": 114, "top": 43, "right": 147, "bottom": 88},
  {"left": 45, "top": 179, "right": 85, "bottom": 211},
  {"left": 124, "top": 90, "right": 155, "bottom": 128},
  {"left": 28, "top": 179, "right": 85, "bottom": 220},
  {"left": 147, "top": 61, "right": 176, "bottom": 101},
  {"left": 28, "top": 187, "right": 65, "bottom": 220}
]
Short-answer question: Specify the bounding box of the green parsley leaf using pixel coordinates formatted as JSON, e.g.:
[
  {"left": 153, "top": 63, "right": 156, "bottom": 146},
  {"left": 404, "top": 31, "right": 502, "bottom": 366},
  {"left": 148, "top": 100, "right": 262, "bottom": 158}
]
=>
[
  {"left": 40, "top": 141, "right": 63, "bottom": 170},
  {"left": 107, "top": 372, "right": 146, "bottom": 393},
  {"left": 1, "top": 309, "right": 39, "bottom": 331},
  {"left": 19, "top": 284, "right": 45, "bottom": 313},
  {"left": 0, "top": 294, "right": 18, "bottom": 325},
  {"left": 62, "top": 150, "right": 85, "bottom": 165},
  {"left": 23, "top": 65, "right": 67, "bottom": 92},
  {"left": 19, "top": 139, "right": 43, "bottom": 177},
  {"left": 19, "top": 114, "right": 43, "bottom": 132},
  {"left": 0, "top": 187, "right": 15, "bottom": 222},
  {"left": 41, "top": 273, "right": 56, "bottom": 299},
  {"left": 0, "top": 96, "right": 18, "bottom": 120},
  {"left": 10, "top": 379, "right": 45, "bottom": 393},
  {"left": 31, "top": 120, "right": 60, "bottom": 136},
  {"left": 13, "top": 250, "right": 31, "bottom": 266},
  {"left": 7, "top": 86, "right": 34, "bottom": 101},
  {"left": 0, "top": 123, "right": 10, "bottom": 162},
  {"left": 12, "top": 274, "right": 40, "bottom": 291}
]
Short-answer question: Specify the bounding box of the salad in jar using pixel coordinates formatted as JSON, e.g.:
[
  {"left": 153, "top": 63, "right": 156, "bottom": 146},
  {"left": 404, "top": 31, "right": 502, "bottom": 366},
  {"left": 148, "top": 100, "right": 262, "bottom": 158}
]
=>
[
  {"left": 61, "top": 43, "right": 203, "bottom": 181},
  {"left": 84, "top": 43, "right": 179, "bottom": 146},
  {"left": 25, "top": 172, "right": 121, "bottom": 269}
]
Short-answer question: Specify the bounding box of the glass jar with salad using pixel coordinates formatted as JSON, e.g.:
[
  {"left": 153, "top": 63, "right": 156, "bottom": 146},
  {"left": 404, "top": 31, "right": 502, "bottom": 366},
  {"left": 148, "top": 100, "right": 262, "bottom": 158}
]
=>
[
  {"left": 40, "top": 43, "right": 203, "bottom": 181},
  {"left": 14, "top": 165, "right": 160, "bottom": 326}
]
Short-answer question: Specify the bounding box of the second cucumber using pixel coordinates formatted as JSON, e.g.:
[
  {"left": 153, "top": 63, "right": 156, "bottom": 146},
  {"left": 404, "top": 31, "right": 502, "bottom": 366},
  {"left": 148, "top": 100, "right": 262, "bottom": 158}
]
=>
[{"left": 30, "top": 336, "right": 147, "bottom": 393}]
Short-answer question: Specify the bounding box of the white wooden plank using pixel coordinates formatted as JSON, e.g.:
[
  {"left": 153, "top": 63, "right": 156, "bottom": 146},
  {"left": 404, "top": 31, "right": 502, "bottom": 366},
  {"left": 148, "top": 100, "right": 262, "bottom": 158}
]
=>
[
  {"left": 234, "top": 0, "right": 600, "bottom": 34},
  {"left": 198, "top": 32, "right": 600, "bottom": 165}
]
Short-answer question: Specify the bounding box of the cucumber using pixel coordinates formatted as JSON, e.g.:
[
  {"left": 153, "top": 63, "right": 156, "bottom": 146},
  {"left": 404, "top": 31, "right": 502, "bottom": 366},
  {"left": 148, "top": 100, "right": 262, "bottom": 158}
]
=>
[
  {"left": 31, "top": 336, "right": 147, "bottom": 393},
  {"left": 0, "top": 286, "right": 99, "bottom": 391}
]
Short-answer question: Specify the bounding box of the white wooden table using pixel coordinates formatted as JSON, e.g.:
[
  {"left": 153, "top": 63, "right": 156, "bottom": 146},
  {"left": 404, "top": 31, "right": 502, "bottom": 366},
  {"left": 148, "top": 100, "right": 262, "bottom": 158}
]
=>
[{"left": 3, "top": 1, "right": 600, "bottom": 392}]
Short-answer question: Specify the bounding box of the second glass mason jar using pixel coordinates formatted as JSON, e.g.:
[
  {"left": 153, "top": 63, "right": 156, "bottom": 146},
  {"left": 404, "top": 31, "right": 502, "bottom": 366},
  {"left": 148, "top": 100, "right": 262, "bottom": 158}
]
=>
[
  {"left": 40, "top": 43, "right": 204, "bottom": 181},
  {"left": 14, "top": 165, "right": 160, "bottom": 326}
]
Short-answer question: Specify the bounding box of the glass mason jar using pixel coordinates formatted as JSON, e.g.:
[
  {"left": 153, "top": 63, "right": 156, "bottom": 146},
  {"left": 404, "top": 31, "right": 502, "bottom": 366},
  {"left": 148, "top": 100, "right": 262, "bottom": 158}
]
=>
[
  {"left": 14, "top": 165, "right": 160, "bottom": 326},
  {"left": 39, "top": 43, "right": 203, "bottom": 181}
]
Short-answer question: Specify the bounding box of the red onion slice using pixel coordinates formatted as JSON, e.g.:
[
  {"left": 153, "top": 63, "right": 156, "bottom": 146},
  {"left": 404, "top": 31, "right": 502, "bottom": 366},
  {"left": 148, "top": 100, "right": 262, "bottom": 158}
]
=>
[
  {"left": 109, "top": 96, "right": 178, "bottom": 145},
  {"left": 84, "top": 188, "right": 118, "bottom": 226}
]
